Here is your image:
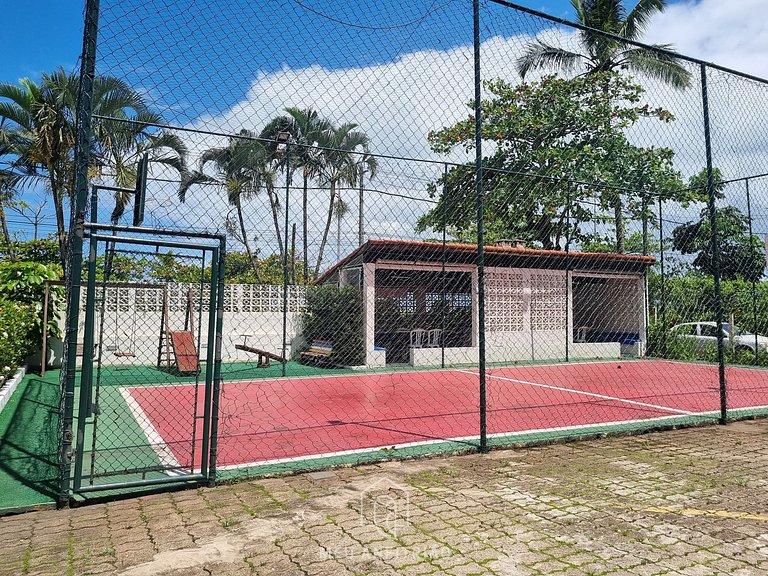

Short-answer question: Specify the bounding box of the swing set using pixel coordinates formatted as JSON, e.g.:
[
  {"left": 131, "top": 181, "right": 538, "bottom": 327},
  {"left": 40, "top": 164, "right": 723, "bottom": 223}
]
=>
[{"left": 157, "top": 287, "right": 202, "bottom": 375}]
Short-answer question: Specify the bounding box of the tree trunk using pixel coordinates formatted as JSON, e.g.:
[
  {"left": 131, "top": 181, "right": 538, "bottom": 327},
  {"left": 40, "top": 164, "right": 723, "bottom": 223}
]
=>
[
  {"left": 0, "top": 202, "right": 13, "bottom": 260},
  {"left": 336, "top": 198, "right": 341, "bottom": 262},
  {"left": 50, "top": 171, "right": 68, "bottom": 270},
  {"left": 314, "top": 180, "right": 336, "bottom": 277},
  {"left": 614, "top": 195, "right": 625, "bottom": 253},
  {"left": 641, "top": 194, "right": 648, "bottom": 255},
  {"left": 290, "top": 222, "right": 297, "bottom": 285},
  {"left": 358, "top": 166, "right": 364, "bottom": 246},
  {"left": 302, "top": 169, "right": 309, "bottom": 282},
  {"left": 236, "top": 198, "right": 262, "bottom": 283},
  {"left": 268, "top": 187, "right": 284, "bottom": 261}
]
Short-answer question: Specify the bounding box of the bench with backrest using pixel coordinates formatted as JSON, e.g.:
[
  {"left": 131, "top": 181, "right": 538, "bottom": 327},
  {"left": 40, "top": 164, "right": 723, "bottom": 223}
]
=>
[{"left": 300, "top": 340, "right": 334, "bottom": 365}]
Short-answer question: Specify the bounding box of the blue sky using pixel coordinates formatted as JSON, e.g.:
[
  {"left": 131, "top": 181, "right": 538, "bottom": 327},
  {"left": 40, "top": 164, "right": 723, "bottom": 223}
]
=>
[
  {"left": 0, "top": 1, "right": 576, "bottom": 87},
  {"left": 5, "top": 0, "right": 768, "bottom": 242}
]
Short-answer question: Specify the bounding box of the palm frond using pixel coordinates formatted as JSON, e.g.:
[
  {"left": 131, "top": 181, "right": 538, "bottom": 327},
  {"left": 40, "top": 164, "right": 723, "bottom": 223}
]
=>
[
  {"left": 620, "top": 46, "right": 692, "bottom": 88},
  {"left": 623, "top": 0, "right": 666, "bottom": 40},
  {"left": 516, "top": 41, "right": 585, "bottom": 79},
  {"left": 178, "top": 170, "right": 217, "bottom": 202},
  {"left": 0, "top": 102, "right": 33, "bottom": 131},
  {"left": 0, "top": 83, "right": 35, "bottom": 115}
]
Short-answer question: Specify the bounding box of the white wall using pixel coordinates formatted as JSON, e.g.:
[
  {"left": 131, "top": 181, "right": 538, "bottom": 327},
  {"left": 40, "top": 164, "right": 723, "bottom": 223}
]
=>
[{"left": 47, "top": 284, "right": 307, "bottom": 368}]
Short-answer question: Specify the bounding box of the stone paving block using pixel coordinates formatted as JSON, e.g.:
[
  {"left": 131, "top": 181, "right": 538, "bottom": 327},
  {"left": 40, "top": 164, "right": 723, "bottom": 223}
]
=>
[{"left": 6, "top": 422, "right": 768, "bottom": 575}]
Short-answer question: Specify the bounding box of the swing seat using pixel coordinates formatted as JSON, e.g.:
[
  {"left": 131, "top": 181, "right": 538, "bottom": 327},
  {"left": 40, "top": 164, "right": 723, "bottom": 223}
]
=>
[{"left": 113, "top": 351, "right": 136, "bottom": 358}]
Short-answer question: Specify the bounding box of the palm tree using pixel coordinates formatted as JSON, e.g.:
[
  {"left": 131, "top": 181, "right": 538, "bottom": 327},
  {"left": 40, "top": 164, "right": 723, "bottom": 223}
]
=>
[
  {"left": 261, "top": 108, "right": 331, "bottom": 282},
  {"left": 179, "top": 130, "right": 277, "bottom": 282},
  {"left": 333, "top": 194, "right": 348, "bottom": 261},
  {"left": 0, "top": 74, "right": 73, "bottom": 265},
  {"left": 315, "top": 123, "right": 370, "bottom": 276},
  {"left": 517, "top": 0, "right": 691, "bottom": 87},
  {"left": 0, "top": 68, "right": 184, "bottom": 266},
  {"left": 516, "top": 1, "right": 690, "bottom": 253},
  {"left": 0, "top": 144, "right": 21, "bottom": 258},
  {"left": 354, "top": 149, "right": 378, "bottom": 246}
]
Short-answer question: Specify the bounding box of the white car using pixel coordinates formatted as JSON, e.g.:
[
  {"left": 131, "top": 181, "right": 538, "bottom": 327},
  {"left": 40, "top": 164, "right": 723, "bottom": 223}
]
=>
[{"left": 670, "top": 322, "right": 768, "bottom": 353}]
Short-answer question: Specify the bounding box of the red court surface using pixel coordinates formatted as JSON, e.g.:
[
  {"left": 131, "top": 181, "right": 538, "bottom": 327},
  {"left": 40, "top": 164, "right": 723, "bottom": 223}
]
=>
[{"left": 126, "top": 360, "right": 768, "bottom": 470}]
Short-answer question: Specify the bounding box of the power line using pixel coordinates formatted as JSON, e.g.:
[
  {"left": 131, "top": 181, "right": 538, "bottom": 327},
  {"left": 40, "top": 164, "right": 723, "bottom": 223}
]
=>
[{"left": 290, "top": 0, "right": 458, "bottom": 31}]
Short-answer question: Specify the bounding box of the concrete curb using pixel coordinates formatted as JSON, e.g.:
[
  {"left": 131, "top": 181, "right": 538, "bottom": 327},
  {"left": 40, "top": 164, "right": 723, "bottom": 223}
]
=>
[{"left": 0, "top": 364, "right": 27, "bottom": 415}]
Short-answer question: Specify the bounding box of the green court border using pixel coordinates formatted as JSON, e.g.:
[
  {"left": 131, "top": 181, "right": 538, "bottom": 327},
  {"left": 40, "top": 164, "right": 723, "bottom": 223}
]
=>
[{"left": 3, "top": 357, "right": 768, "bottom": 511}]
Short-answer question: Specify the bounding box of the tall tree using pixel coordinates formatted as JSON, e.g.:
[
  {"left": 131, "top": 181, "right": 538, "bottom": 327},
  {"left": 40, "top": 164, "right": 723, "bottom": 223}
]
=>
[
  {"left": 261, "top": 108, "right": 331, "bottom": 282},
  {"left": 179, "top": 130, "right": 277, "bottom": 282},
  {"left": 355, "top": 149, "right": 378, "bottom": 246},
  {"left": 315, "top": 123, "right": 370, "bottom": 276},
  {"left": 0, "top": 144, "right": 21, "bottom": 259},
  {"left": 422, "top": 73, "right": 683, "bottom": 250},
  {"left": 517, "top": 0, "right": 691, "bottom": 88},
  {"left": 333, "top": 194, "right": 348, "bottom": 261},
  {"left": 516, "top": 0, "right": 691, "bottom": 252},
  {"left": 672, "top": 206, "right": 764, "bottom": 282},
  {"left": 0, "top": 68, "right": 184, "bottom": 266}
]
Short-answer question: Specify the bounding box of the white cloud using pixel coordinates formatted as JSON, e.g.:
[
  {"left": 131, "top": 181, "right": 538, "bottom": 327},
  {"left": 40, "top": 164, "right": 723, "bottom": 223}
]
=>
[{"left": 138, "top": 0, "right": 768, "bottom": 262}]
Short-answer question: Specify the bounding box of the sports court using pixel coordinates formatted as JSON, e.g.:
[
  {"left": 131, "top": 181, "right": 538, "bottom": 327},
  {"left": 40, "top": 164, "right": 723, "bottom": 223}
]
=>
[{"left": 119, "top": 359, "right": 768, "bottom": 476}]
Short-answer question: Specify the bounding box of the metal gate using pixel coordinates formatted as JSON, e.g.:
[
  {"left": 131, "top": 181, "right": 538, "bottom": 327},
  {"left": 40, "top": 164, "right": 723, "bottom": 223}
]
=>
[{"left": 72, "top": 225, "right": 225, "bottom": 493}]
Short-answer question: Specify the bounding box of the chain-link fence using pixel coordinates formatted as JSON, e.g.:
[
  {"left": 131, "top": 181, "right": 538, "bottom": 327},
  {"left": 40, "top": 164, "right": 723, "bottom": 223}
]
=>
[{"left": 51, "top": 0, "right": 768, "bottom": 502}]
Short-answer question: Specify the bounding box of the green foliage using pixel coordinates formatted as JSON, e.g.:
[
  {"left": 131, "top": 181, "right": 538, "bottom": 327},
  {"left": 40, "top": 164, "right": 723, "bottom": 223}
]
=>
[
  {"left": 301, "top": 284, "right": 364, "bottom": 366},
  {"left": 223, "top": 252, "right": 305, "bottom": 285},
  {"left": 420, "top": 72, "right": 684, "bottom": 250},
  {"left": 581, "top": 232, "right": 659, "bottom": 254},
  {"left": 671, "top": 206, "right": 764, "bottom": 282},
  {"left": 0, "top": 238, "right": 60, "bottom": 264},
  {"left": 0, "top": 261, "right": 63, "bottom": 340},
  {"left": 86, "top": 253, "right": 148, "bottom": 282},
  {"left": 79, "top": 249, "right": 306, "bottom": 285},
  {"left": 0, "top": 299, "right": 37, "bottom": 382},
  {"left": 646, "top": 320, "right": 768, "bottom": 367},
  {"left": 649, "top": 273, "right": 768, "bottom": 336}
]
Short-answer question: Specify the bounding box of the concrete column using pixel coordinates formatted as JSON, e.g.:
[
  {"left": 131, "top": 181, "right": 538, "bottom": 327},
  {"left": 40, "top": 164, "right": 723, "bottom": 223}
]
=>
[{"left": 363, "top": 263, "right": 377, "bottom": 366}]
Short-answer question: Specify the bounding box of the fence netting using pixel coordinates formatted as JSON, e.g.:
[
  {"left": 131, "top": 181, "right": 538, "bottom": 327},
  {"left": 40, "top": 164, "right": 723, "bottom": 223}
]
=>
[{"left": 52, "top": 0, "right": 768, "bottom": 496}]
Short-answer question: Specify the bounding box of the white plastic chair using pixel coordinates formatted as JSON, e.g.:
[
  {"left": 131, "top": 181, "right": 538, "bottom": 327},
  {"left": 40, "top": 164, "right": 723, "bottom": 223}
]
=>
[
  {"left": 410, "top": 328, "right": 427, "bottom": 348},
  {"left": 427, "top": 328, "right": 442, "bottom": 348}
]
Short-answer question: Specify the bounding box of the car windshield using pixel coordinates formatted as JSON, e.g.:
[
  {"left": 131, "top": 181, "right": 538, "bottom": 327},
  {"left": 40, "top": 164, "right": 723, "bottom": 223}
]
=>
[{"left": 723, "top": 323, "right": 752, "bottom": 336}]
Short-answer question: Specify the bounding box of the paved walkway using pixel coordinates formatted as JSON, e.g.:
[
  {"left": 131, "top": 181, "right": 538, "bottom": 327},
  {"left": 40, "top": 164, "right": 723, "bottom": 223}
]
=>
[{"left": 3, "top": 421, "right": 768, "bottom": 575}]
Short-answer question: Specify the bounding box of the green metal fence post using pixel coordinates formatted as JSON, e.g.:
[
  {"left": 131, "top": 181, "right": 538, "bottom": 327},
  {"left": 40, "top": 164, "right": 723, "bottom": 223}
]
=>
[
  {"left": 441, "top": 163, "right": 448, "bottom": 369},
  {"left": 658, "top": 196, "right": 667, "bottom": 357},
  {"left": 58, "top": 0, "right": 100, "bottom": 507},
  {"left": 208, "top": 236, "right": 226, "bottom": 482},
  {"left": 200, "top": 246, "right": 218, "bottom": 479},
  {"left": 565, "top": 192, "right": 571, "bottom": 363},
  {"left": 72, "top": 189, "right": 99, "bottom": 491},
  {"left": 700, "top": 63, "right": 728, "bottom": 424},
  {"left": 745, "top": 178, "right": 759, "bottom": 364},
  {"left": 282, "top": 144, "right": 291, "bottom": 378},
  {"left": 473, "top": 0, "right": 488, "bottom": 453}
]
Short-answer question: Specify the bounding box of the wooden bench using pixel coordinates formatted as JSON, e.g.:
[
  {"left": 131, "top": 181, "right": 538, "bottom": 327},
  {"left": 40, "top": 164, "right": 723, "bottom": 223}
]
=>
[
  {"left": 300, "top": 340, "right": 334, "bottom": 366},
  {"left": 234, "top": 344, "right": 286, "bottom": 368}
]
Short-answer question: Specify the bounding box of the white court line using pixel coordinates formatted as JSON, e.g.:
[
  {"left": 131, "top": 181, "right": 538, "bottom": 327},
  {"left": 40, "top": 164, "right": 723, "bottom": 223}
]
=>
[
  {"left": 119, "top": 387, "right": 186, "bottom": 476},
  {"left": 457, "top": 370, "right": 695, "bottom": 416},
  {"left": 217, "top": 412, "right": 720, "bottom": 471}
]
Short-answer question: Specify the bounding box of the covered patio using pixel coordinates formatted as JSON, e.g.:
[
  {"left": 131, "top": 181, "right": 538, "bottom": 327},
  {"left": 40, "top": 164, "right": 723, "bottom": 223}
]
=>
[{"left": 317, "top": 240, "right": 654, "bottom": 368}]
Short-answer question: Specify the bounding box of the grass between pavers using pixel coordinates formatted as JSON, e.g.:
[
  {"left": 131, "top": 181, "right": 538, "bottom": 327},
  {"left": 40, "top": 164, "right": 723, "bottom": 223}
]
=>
[
  {"left": 215, "top": 410, "right": 768, "bottom": 484},
  {"left": 0, "top": 369, "right": 60, "bottom": 513}
]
